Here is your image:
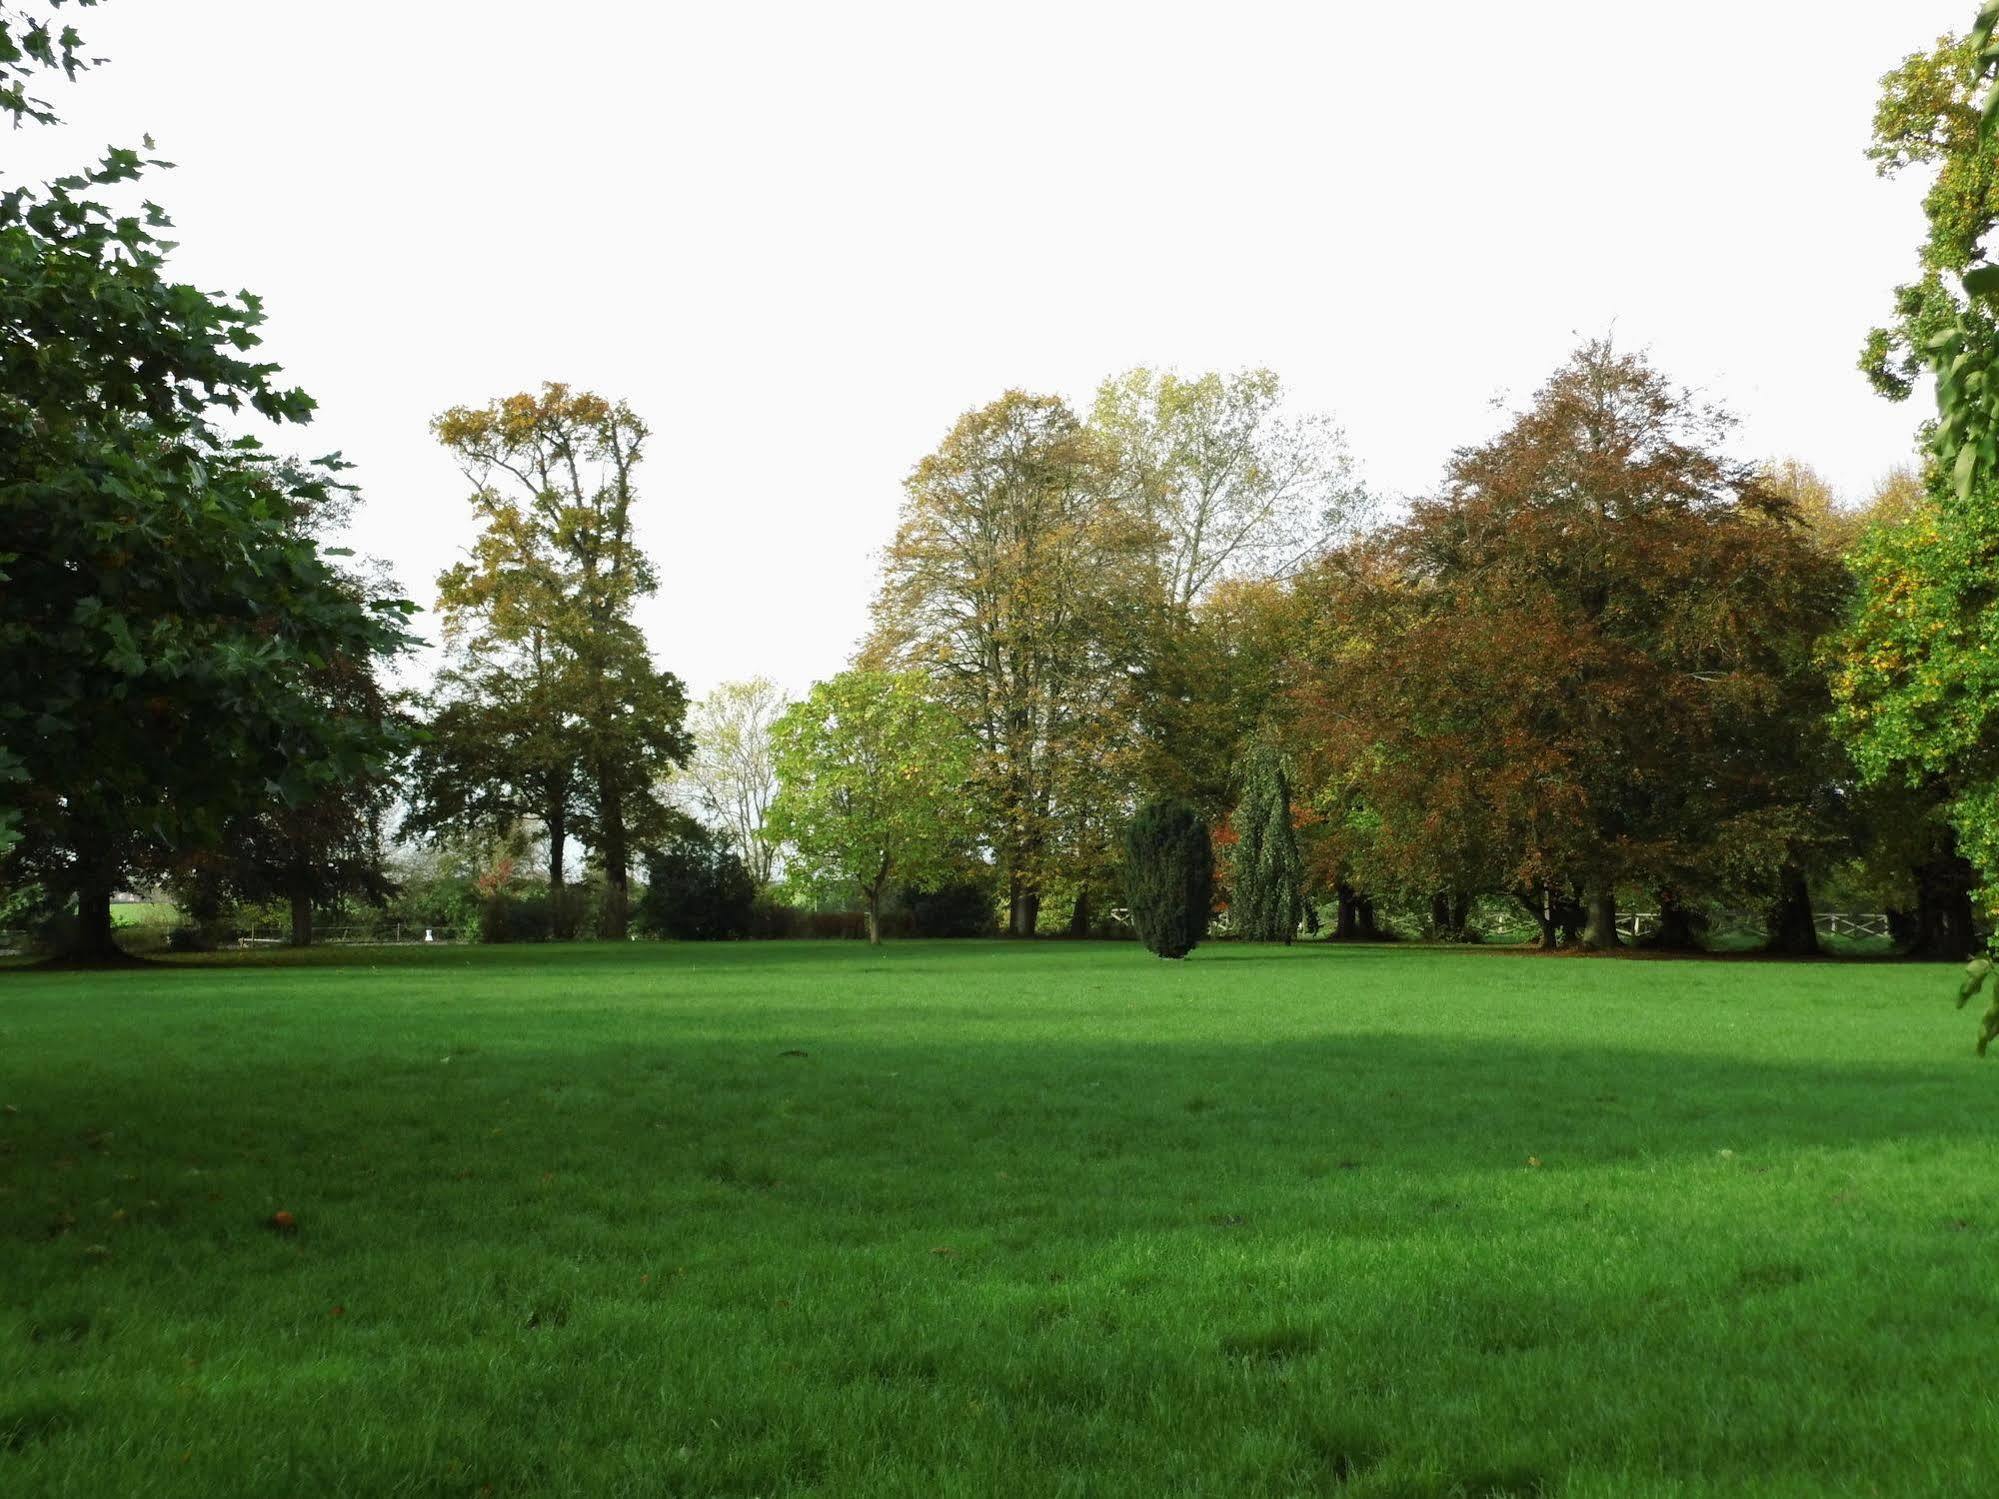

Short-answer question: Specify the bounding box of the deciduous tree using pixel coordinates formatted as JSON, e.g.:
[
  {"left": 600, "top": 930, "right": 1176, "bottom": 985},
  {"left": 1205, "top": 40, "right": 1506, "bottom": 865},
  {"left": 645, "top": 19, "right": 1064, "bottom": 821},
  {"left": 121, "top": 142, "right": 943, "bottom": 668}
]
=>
[
  {"left": 671, "top": 676, "right": 787, "bottom": 888},
  {"left": 767, "top": 670, "right": 976, "bottom": 945},
  {"left": 0, "top": 3, "right": 414, "bottom": 960},
  {"left": 867, "top": 392, "right": 1154, "bottom": 936},
  {"left": 428, "top": 384, "right": 691, "bottom": 937},
  {"left": 1294, "top": 343, "right": 1847, "bottom": 950},
  {"left": 1092, "top": 368, "right": 1365, "bottom": 614},
  {"left": 1835, "top": 4, "right": 1999, "bottom": 971}
]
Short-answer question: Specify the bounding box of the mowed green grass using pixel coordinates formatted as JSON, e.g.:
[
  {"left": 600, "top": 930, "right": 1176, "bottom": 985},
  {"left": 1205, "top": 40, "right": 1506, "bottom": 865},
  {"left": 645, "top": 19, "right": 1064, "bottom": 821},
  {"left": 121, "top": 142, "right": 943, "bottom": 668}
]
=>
[{"left": 2, "top": 941, "right": 1995, "bottom": 1498}]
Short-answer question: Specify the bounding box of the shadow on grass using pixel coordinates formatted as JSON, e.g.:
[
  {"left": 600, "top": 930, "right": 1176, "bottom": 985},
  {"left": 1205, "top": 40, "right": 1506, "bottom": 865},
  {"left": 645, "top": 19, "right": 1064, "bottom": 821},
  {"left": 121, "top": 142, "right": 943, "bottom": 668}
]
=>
[{"left": 5, "top": 1022, "right": 1993, "bottom": 1206}]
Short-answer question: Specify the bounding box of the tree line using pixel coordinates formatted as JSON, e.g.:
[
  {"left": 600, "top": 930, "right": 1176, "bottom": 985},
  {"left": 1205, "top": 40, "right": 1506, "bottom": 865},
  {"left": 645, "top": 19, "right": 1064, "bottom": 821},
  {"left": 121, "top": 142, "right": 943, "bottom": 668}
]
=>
[{"left": 7, "top": 1, "right": 1999, "bottom": 972}]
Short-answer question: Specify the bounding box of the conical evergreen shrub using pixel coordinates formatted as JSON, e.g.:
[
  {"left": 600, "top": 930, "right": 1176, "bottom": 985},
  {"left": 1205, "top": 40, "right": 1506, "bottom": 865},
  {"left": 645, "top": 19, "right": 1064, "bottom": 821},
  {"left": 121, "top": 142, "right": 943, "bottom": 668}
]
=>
[
  {"left": 1123, "top": 798, "right": 1213, "bottom": 959},
  {"left": 1228, "top": 745, "right": 1303, "bottom": 943}
]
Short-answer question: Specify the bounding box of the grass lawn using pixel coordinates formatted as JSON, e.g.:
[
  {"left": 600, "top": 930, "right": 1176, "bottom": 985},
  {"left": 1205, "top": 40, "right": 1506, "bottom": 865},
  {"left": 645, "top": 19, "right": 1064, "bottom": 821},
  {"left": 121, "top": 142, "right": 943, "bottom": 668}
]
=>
[{"left": 2, "top": 940, "right": 1994, "bottom": 1497}]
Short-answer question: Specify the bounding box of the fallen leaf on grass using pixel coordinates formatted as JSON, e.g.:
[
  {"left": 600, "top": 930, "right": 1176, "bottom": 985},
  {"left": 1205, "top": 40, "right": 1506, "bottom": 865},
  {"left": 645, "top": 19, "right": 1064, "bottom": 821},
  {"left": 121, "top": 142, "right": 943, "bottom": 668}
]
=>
[
  {"left": 929, "top": 1246, "right": 956, "bottom": 1257},
  {"left": 268, "top": 1210, "right": 297, "bottom": 1234},
  {"left": 1526, "top": 1157, "right": 1542, "bottom": 1168}
]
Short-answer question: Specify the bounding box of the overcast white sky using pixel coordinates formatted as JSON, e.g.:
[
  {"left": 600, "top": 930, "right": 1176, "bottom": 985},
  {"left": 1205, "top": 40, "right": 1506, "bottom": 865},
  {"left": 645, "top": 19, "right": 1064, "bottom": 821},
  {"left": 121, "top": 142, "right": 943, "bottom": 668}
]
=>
[{"left": 12, "top": 0, "right": 1968, "bottom": 698}]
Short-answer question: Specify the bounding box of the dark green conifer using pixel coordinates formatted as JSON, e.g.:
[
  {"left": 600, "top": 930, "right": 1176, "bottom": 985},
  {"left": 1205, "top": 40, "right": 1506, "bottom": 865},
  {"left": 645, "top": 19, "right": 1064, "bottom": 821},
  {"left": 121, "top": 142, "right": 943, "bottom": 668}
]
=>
[
  {"left": 1124, "top": 799, "right": 1213, "bottom": 960},
  {"left": 1229, "top": 745, "right": 1303, "bottom": 943}
]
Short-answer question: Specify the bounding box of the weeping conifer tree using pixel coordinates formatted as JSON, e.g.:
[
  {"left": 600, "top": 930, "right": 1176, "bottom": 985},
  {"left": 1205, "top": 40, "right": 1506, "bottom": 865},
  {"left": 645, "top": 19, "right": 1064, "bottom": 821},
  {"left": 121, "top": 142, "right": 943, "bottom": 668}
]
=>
[
  {"left": 1228, "top": 745, "right": 1304, "bottom": 943},
  {"left": 1124, "top": 799, "right": 1213, "bottom": 960}
]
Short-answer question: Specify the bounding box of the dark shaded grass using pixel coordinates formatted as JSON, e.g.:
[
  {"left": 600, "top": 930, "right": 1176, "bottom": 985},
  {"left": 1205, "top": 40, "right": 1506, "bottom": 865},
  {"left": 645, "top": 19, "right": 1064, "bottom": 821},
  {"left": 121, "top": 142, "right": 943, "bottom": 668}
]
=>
[{"left": 1, "top": 941, "right": 1993, "bottom": 1496}]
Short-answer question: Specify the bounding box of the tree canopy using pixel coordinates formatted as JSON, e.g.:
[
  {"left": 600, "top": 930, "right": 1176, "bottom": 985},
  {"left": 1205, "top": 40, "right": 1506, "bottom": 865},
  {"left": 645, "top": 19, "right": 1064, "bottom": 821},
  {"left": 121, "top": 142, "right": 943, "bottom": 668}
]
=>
[
  {"left": 767, "top": 670, "right": 976, "bottom": 945},
  {"left": 0, "top": 0, "right": 414, "bottom": 959}
]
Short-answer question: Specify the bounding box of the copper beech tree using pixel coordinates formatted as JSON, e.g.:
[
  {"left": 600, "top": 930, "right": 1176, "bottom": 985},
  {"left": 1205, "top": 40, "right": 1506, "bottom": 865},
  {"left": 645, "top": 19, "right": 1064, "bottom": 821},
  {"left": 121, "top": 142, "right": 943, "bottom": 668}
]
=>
[{"left": 1292, "top": 342, "right": 1848, "bottom": 949}]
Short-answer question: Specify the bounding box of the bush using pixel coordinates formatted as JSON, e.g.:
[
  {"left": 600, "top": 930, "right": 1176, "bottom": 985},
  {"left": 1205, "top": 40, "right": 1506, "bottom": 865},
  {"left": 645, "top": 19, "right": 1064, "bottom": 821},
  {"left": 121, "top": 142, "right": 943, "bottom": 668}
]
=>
[
  {"left": 479, "top": 890, "right": 554, "bottom": 944},
  {"left": 387, "top": 874, "right": 480, "bottom": 934},
  {"left": 166, "top": 925, "right": 215, "bottom": 953},
  {"left": 635, "top": 828, "right": 758, "bottom": 940},
  {"left": 902, "top": 877, "right": 998, "bottom": 938},
  {"left": 793, "top": 910, "right": 913, "bottom": 940},
  {"left": 1124, "top": 799, "right": 1213, "bottom": 960},
  {"left": 738, "top": 898, "right": 795, "bottom": 939}
]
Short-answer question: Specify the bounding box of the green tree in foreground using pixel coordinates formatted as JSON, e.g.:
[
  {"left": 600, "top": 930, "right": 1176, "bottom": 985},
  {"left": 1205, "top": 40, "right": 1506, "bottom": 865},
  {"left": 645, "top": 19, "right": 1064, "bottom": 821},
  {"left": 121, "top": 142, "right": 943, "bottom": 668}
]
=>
[
  {"left": 0, "top": 1, "right": 414, "bottom": 960},
  {"left": 1837, "top": 4, "right": 1999, "bottom": 992},
  {"left": 1124, "top": 799, "right": 1213, "bottom": 960},
  {"left": 767, "top": 671, "right": 975, "bottom": 944},
  {"left": 1227, "top": 746, "right": 1303, "bottom": 943}
]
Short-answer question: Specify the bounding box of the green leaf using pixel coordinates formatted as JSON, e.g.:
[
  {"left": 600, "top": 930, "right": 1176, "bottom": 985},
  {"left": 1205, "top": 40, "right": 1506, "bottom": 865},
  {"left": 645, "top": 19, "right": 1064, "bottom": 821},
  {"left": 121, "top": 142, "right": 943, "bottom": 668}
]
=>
[{"left": 1954, "top": 439, "right": 1981, "bottom": 501}]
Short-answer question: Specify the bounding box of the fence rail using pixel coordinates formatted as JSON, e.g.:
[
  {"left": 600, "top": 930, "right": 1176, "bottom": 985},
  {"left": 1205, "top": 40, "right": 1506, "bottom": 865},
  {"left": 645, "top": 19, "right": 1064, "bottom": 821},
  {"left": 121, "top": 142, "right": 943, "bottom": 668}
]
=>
[
  {"left": 1613, "top": 910, "right": 1892, "bottom": 942},
  {"left": 229, "top": 924, "right": 472, "bottom": 948}
]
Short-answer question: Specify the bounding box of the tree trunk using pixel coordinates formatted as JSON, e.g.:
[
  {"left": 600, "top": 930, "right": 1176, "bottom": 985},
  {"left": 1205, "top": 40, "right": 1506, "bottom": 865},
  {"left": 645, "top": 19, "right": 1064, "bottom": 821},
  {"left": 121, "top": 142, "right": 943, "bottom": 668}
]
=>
[
  {"left": 1068, "top": 887, "right": 1091, "bottom": 939},
  {"left": 68, "top": 860, "right": 122, "bottom": 965},
  {"left": 1554, "top": 892, "right": 1586, "bottom": 946},
  {"left": 547, "top": 798, "right": 571, "bottom": 939},
  {"left": 1517, "top": 889, "right": 1559, "bottom": 949},
  {"left": 1579, "top": 883, "right": 1621, "bottom": 950},
  {"left": 1354, "top": 895, "right": 1381, "bottom": 941},
  {"left": 1333, "top": 883, "right": 1359, "bottom": 941},
  {"left": 598, "top": 776, "right": 629, "bottom": 940},
  {"left": 289, "top": 891, "right": 314, "bottom": 948},
  {"left": 1909, "top": 852, "right": 1978, "bottom": 961},
  {"left": 864, "top": 897, "right": 881, "bottom": 946},
  {"left": 1433, "top": 891, "right": 1473, "bottom": 942},
  {"left": 1886, "top": 906, "right": 1918, "bottom": 951},
  {"left": 1647, "top": 888, "right": 1703, "bottom": 951},
  {"left": 1765, "top": 865, "right": 1820, "bottom": 957},
  {"left": 1008, "top": 880, "right": 1039, "bottom": 938}
]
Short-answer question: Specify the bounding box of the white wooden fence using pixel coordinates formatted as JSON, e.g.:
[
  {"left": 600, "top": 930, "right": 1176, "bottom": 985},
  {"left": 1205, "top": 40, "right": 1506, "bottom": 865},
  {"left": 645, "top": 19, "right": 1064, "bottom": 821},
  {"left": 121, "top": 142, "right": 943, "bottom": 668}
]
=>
[{"left": 1614, "top": 911, "right": 1891, "bottom": 942}]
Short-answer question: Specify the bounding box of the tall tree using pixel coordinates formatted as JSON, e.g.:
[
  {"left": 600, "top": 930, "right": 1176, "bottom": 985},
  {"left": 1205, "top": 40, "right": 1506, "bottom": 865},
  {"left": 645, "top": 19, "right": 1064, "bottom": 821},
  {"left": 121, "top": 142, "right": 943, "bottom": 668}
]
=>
[
  {"left": 867, "top": 391, "right": 1154, "bottom": 936},
  {"left": 1131, "top": 575, "right": 1307, "bottom": 820},
  {"left": 405, "top": 650, "right": 584, "bottom": 923},
  {"left": 428, "top": 384, "right": 691, "bottom": 938},
  {"left": 0, "top": 1, "right": 414, "bottom": 960},
  {"left": 1295, "top": 344, "right": 1847, "bottom": 949},
  {"left": 201, "top": 464, "right": 409, "bottom": 948},
  {"left": 1095, "top": 370, "right": 1359, "bottom": 822},
  {"left": 767, "top": 670, "right": 976, "bottom": 945},
  {"left": 671, "top": 676, "right": 787, "bottom": 888},
  {"left": 1092, "top": 367, "right": 1365, "bottom": 614},
  {"left": 1834, "top": 6, "right": 1999, "bottom": 976}
]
